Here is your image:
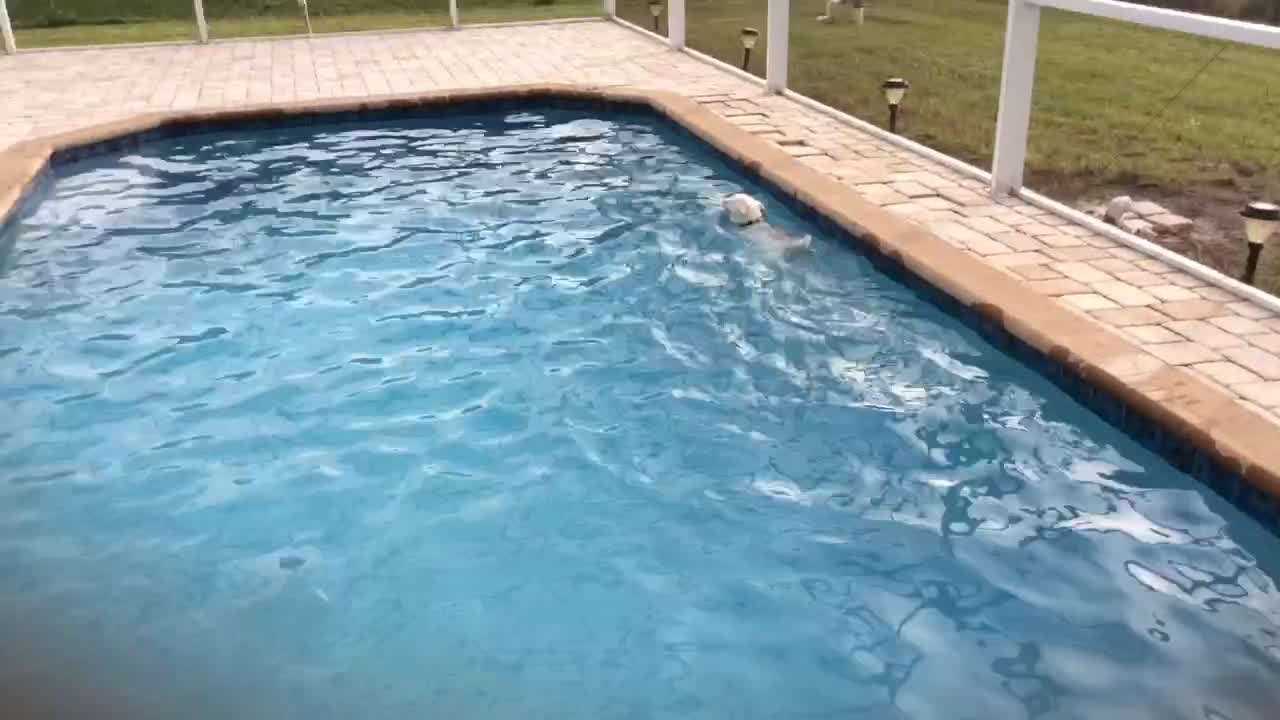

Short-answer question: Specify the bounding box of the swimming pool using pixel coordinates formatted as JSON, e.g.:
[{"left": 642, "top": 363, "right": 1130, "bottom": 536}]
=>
[{"left": 1, "top": 102, "right": 1279, "bottom": 718}]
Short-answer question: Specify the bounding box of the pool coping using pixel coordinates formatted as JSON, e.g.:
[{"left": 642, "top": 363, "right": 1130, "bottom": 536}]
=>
[{"left": 2, "top": 82, "right": 1279, "bottom": 507}]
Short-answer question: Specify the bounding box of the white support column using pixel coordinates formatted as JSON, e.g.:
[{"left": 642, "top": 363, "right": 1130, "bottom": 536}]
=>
[
  {"left": 193, "top": 0, "right": 209, "bottom": 43},
  {"left": 990, "top": 0, "right": 1041, "bottom": 195},
  {"left": 668, "top": 0, "right": 685, "bottom": 48},
  {"left": 449, "top": 0, "right": 460, "bottom": 28},
  {"left": 603, "top": 0, "right": 616, "bottom": 18},
  {"left": 0, "top": 0, "right": 17, "bottom": 55},
  {"left": 766, "top": 0, "right": 789, "bottom": 93}
]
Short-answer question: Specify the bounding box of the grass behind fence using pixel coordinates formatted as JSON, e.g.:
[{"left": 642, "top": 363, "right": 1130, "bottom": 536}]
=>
[{"left": 11, "top": 1, "right": 599, "bottom": 46}]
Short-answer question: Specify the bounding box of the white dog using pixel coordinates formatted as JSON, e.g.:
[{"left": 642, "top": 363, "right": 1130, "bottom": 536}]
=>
[{"left": 722, "top": 193, "right": 812, "bottom": 256}]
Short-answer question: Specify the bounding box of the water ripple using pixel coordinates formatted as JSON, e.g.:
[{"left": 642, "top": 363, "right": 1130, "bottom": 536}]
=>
[{"left": 0, "top": 107, "right": 1277, "bottom": 719}]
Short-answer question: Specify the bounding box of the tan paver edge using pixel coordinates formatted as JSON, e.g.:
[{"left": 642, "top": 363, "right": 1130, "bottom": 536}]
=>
[{"left": 1, "top": 82, "right": 1277, "bottom": 500}]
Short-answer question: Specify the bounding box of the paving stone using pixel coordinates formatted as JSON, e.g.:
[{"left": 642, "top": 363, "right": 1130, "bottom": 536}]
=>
[
  {"left": 888, "top": 181, "right": 934, "bottom": 198},
  {"left": 1130, "top": 200, "right": 1166, "bottom": 217},
  {"left": 1020, "top": 223, "right": 1060, "bottom": 238},
  {"left": 1146, "top": 284, "right": 1201, "bottom": 302},
  {"left": 936, "top": 186, "right": 988, "bottom": 206},
  {"left": 958, "top": 205, "right": 1007, "bottom": 218},
  {"left": 1010, "top": 263, "right": 1061, "bottom": 281},
  {"left": 1124, "top": 325, "right": 1182, "bottom": 344},
  {"left": 892, "top": 171, "right": 955, "bottom": 189},
  {"left": 1145, "top": 342, "right": 1220, "bottom": 365},
  {"left": 988, "top": 252, "right": 1053, "bottom": 267},
  {"left": 1195, "top": 286, "right": 1238, "bottom": 302},
  {"left": 1044, "top": 246, "right": 1111, "bottom": 262},
  {"left": 1090, "top": 258, "right": 1137, "bottom": 274},
  {"left": 930, "top": 220, "right": 992, "bottom": 246},
  {"left": 1093, "top": 281, "right": 1157, "bottom": 307},
  {"left": 1157, "top": 300, "right": 1224, "bottom": 321},
  {"left": 885, "top": 201, "right": 931, "bottom": 216},
  {"left": 1063, "top": 293, "right": 1121, "bottom": 311},
  {"left": 1052, "top": 261, "right": 1112, "bottom": 283},
  {"left": 1027, "top": 278, "right": 1089, "bottom": 296},
  {"left": 1108, "top": 247, "right": 1147, "bottom": 262},
  {"left": 965, "top": 236, "right": 1014, "bottom": 256},
  {"left": 1082, "top": 234, "right": 1120, "bottom": 248},
  {"left": 1146, "top": 213, "right": 1194, "bottom": 236},
  {"left": 1234, "top": 381, "right": 1280, "bottom": 407},
  {"left": 990, "top": 232, "right": 1044, "bottom": 252},
  {"left": 1060, "top": 225, "right": 1095, "bottom": 238},
  {"left": 1228, "top": 300, "right": 1274, "bottom": 320},
  {"left": 1209, "top": 315, "right": 1271, "bottom": 335},
  {"left": 782, "top": 144, "right": 826, "bottom": 157},
  {"left": 1192, "top": 361, "right": 1262, "bottom": 387},
  {"left": 1115, "top": 270, "right": 1166, "bottom": 288},
  {"left": 1224, "top": 346, "right": 1280, "bottom": 380},
  {"left": 1038, "top": 234, "right": 1085, "bottom": 248},
  {"left": 917, "top": 195, "right": 957, "bottom": 210},
  {"left": 962, "top": 216, "right": 1012, "bottom": 235},
  {"left": 1164, "top": 320, "right": 1246, "bottom": 349},
  {"left": 1248, "top": 333, "right": 1280, "bottom": 354},
  {"left": 1135, "top": 258, "right": 1174, "bottom": 274},
  {"left": 856, "top": 183, "right": 909, "bottom": 205},
  {"left": 1091, "top": 307, "right": 1170, "bottom": 327},
  {"left": 1119, "top": 217, "right": 1157, "bottom": 239},
  {"left": 1164, "top": 273, "right": 1203, "bottom": 289}
]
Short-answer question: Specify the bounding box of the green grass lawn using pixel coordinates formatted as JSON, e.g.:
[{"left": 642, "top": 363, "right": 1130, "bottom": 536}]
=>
[{"left": 12, "top": 3, "right": 599, "bottom": 47}]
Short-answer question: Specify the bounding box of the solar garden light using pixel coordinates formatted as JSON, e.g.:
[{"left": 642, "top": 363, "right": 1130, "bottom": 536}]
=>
[
  {"left": 1240, "top": 201, "right": 1280, "bottom": 286},
  {"left": 740, "top": 28, "right": 760, "bottom": 72},
  {"left": 881, "top": 77, "right": 910, "bottom": 134},
  {"left": 297, "top": 0, "right": 312, "bottom": 36},
  {"left": 648, "top": 0, "right": 663, "bottom": 32}
]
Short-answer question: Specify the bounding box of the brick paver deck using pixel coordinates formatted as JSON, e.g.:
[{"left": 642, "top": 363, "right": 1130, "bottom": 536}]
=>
[{"left": 6, "top": 19, "right": 1280, "bottom": 427}]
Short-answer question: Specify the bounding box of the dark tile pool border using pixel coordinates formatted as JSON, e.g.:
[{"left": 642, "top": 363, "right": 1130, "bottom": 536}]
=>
[{"left": 1, "top": 83, "right": 1278, "bottom": 530}]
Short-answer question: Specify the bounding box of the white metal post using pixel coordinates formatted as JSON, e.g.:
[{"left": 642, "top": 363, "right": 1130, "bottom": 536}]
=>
[
  {"left": 990, "top": 0, "right": 1041, "bottom": 195},
  {"left": 449, "top": 0, "right": 459, "bottom": 28},
  {"left": 298, "top": 0, "right": 313, "bottom": 36},
  {"left": 603, "top": 0, "right": 616, "bottom": 18},
  {"left": 0, "top": 0, "right": 17, "bottom": 55},
  {"left": 192, "top": 0, "right": 209, "bottom": 43},
  {"left": 766, "top": 0, "right": 789, "bottom": 92},
  {"left": 668, "top": 0, "right": 685, "bottom": 48}
]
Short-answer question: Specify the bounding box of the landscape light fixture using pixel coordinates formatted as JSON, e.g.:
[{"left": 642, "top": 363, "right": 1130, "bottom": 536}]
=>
[
  {"left": 881, "top": 77, "right": 909, "bottom": 134},
  {"left": 1241, "top": 201, "right": 1280, "bottom": 286},
  {"left": 740, "top": 28, "right": 760, "bottom": 72},
  {"left": 649, "top": 0, "right": 663, "bottom": 32}
]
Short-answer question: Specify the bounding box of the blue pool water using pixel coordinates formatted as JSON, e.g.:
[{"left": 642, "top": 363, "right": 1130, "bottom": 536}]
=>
[{"left": 1, "top": 107, "right": 1279, "bottom": 719}]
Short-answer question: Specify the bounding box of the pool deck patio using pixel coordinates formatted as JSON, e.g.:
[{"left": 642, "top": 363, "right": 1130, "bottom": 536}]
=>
[{"left": 7, "top": 19, "right": 1280, "bottom": 446}]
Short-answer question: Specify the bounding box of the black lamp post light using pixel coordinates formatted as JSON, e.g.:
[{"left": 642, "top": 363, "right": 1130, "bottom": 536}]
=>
[
  {"left": 648, "top": 0, "right": 663, "bottom": 32},
  {"left": 1241, "top": 201, "right": 1280, "bottom": 286},
  {"left": 740, "top": 27, "right": 759, "bottom": 71},
  {"left": 881, "top": 77, "right": 909, "bottom": 134}
]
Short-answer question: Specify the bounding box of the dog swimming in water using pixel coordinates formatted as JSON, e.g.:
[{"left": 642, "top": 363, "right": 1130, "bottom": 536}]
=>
[{"left": 721, "top": 193, "right": 812, "bottom": 257}]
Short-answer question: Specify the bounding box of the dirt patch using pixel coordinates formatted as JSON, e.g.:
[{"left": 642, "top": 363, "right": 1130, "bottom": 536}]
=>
[{"left": 1036, "top": 174, "right": 1280, "bottom": 295}]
